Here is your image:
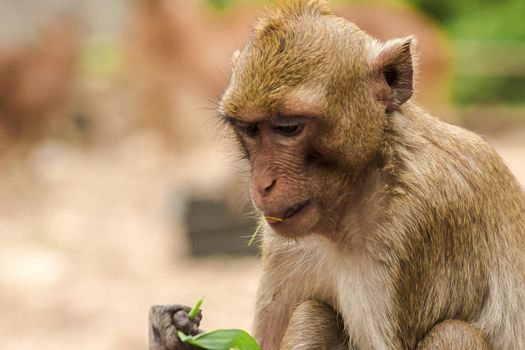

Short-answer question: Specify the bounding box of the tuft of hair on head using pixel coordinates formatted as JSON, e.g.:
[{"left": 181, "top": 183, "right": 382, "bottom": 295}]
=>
[
  {"left": 276, "top": 0, "right": 332, "bottom": 16},
  {"left": 254, "top": 0, "right": 332, "bottom": 40}
]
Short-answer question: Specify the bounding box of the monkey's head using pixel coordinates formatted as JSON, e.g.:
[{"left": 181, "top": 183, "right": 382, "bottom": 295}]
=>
[{"left": 219, "top": 0, "right": 415, "bottom": 239}]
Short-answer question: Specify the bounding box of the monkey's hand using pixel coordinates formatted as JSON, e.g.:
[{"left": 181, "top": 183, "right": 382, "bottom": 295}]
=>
[{"left": 149, "top": 304, "right": 202, "bottom": 350}]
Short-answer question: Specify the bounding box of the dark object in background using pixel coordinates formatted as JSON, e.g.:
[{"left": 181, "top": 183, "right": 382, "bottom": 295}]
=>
[{"left": 185, "top": 198, "right": 258, "bottom": 257}]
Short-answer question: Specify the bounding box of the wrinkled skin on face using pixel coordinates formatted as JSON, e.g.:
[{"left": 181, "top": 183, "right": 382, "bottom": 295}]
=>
[{"left": 224, "top": 113, "right": 339, "bottom": 238}]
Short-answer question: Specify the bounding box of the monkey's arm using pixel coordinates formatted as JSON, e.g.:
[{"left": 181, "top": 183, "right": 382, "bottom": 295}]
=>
[
  {"left": 252, "top": 270, "right": 296, "bottom": 350},
  {"left": 280, "top": 300, "right": 349, "bottom": 350},
  {"left": 252, "top": 246, "right": 315, "bottom": 350},
  {"left": 417, "top": 320, "right": 491, "bottom": 350}
]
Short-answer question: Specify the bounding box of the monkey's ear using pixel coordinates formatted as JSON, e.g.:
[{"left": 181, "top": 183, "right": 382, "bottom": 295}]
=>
[{"left": 370, "top": 36, "right": 415, "bottom": 112}]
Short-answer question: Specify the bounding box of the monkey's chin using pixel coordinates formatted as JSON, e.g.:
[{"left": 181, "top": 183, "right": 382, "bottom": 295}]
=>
[{"left": 265, "top": 201, "right": 319, "bottom": 238}]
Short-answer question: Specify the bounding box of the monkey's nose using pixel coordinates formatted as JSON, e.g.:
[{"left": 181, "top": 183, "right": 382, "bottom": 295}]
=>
[
  {"left": 255, "top": 176, "right": 277, "bottom": 197},
  {"left": 263, "top": 179, "right": 277, "bottom": 194}
]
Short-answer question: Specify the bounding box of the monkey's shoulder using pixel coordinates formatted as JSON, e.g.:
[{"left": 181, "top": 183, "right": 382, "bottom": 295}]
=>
[
  {"left": 390, "top": 110, "right": 520, "bottom": 197},
  {"left": 385, "top": 109, "right": 525, "bottom": 244}
]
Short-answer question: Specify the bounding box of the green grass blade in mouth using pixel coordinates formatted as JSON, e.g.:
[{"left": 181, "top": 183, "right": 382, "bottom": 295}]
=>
[
  {"left": 248, "top": 216, "right": 284, "bottom": 246},
  {"left": 265, "top": 216, "right": 283, "bottom": 222}
]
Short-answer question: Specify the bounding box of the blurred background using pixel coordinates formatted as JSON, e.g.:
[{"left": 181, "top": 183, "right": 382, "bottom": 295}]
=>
[{"left": 0, "top": 0, "right": 523, "bottom": 349}]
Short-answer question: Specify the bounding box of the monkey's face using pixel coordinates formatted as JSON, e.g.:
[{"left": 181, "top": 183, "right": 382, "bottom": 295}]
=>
[
  {"left": 220, "top": 59, "right": 375, "bottom": 236},
  {"left": 219, "top": 27, "right": 374, "bottom": 238},
  {"left": 224, "top": 112, "right": 343, "bottom": 238},
  {"left": 219, "top": 7, "right": 414, "bottom": 238}
]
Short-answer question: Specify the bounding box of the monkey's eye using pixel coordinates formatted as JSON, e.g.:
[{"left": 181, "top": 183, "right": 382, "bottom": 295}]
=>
[
  {"left": 273, "top": 124, "right": 304, "bottom": 137},
  {"left": 237, "top": 123, "right": 259, "bottom": 137}
]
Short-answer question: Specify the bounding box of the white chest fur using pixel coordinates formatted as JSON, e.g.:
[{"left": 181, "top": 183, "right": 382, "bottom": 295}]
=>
[{"left": 301, "top": 237, "right": 393, "bottom": 350}]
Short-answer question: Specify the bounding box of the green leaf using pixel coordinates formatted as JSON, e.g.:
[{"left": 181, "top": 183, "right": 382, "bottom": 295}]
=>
[
  {"left": 188, "top": 298, "right": 204, "bottom": 320},
  {"left": 178, "top": 329, "right": 261, "bottom": 350}
]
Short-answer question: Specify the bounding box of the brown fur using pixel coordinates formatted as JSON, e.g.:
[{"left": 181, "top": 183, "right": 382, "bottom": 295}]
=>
[
  {"left": 281, "top": 300, "right": 348, "bottom": 350},
  {"left": 416, "top": 320, "right": 491, "bottom": 349},
  {"left": 219, "top": 1, "right": 525, "bottom": 349}
]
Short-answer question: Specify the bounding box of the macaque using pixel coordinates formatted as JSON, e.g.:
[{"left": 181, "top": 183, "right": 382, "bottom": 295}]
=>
[{"left": 217, "top": 0, "right": 525, "bottom": 349}]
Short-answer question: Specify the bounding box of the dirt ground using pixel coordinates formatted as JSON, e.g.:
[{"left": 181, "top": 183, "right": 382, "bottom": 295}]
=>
[{"left": 0, "top": 127, "right": 524, "bottom": 350}]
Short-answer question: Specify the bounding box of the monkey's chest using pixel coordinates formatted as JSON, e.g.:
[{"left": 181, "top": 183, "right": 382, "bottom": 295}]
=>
[{"left": 308, "top": 248, "right": 393, "bottom": 350}]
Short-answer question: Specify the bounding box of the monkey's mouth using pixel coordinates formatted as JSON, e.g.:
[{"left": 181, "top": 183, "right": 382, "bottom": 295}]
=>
[{"left": 267, "top": 200, "right": 311, "bottom": 224}]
